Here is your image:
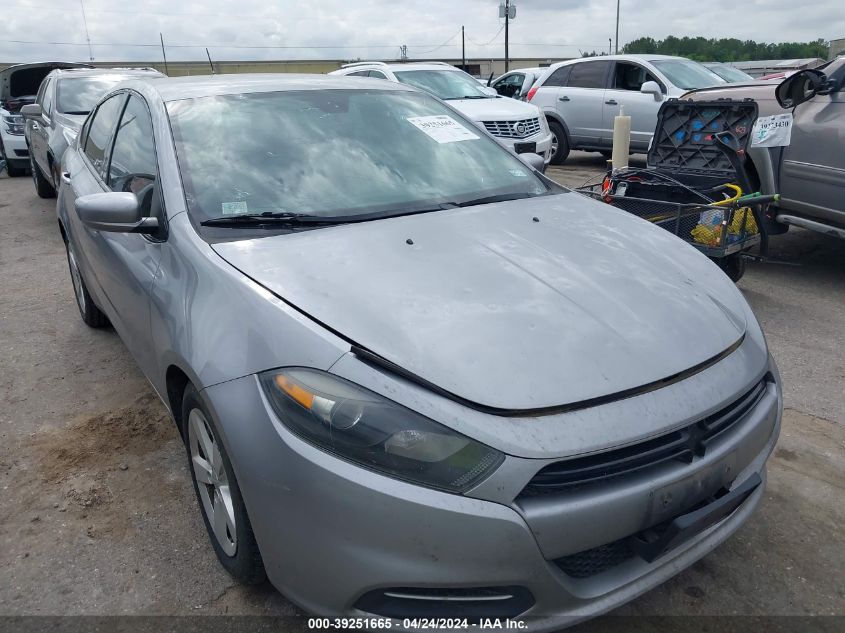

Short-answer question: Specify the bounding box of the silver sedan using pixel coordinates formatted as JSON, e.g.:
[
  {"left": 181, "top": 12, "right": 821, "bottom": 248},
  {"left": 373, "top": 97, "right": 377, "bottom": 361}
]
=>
[{"left": 57, "top": 74, "right": 781, "bottom": 627}]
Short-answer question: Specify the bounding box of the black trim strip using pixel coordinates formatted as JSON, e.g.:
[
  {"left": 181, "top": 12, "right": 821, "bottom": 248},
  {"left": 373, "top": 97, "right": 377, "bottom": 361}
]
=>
[{"left": 351, "top": 334, "right": 746, "bottom": 418}]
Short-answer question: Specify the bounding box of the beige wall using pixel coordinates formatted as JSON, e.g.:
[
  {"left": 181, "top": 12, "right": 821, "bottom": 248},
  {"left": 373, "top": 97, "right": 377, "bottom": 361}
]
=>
[{"left": 1, "top": 58, "right": 569, "bottom": 77}]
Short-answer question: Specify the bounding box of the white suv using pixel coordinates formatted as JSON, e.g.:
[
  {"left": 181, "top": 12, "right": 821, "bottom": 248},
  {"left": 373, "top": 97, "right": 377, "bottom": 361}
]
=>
[
  {"left": 526, "top": 55, "right": 725, "bottom": 164},
  {"left": 330, "top": 62, "right": 553, "bottom": 163}
]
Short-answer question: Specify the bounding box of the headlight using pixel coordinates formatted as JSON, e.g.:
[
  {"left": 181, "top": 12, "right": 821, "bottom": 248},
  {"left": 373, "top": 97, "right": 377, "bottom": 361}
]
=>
[
  {"left": 2, "top": 114, "right": 24, "bottom": 136},
  {"left": 260, "top": 368, "right": 503, "bottom": 493}
]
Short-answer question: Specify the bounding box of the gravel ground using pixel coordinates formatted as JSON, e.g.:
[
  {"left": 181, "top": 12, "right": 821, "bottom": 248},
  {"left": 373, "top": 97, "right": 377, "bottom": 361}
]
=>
[{"left": 0, "top": 153, "right": 843, "bottom": 627}]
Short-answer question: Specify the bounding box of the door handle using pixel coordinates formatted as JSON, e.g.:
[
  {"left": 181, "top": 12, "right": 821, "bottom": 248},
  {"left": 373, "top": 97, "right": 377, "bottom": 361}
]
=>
[
  {"left": 605, "top": 99, "right": 619, "bottom": 105},
  {"left": 558, "top": 96, "right": 570, "bottom": 102},
  {"left": 61, "top": 171, "right": 71, "bottom": 184}
]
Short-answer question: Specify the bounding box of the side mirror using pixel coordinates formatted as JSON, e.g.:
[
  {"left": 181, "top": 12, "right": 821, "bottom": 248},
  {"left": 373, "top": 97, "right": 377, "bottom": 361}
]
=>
[
  {"left": 481, "top": 86, "right": 498, "bottom": 97},
  {"left": 776, "top": 69, "right": 826, "bottom": 108},
  {"left": 75, "top": 192, "right": 159, "bottom": 233},
  {"left": 20, "top": 103, "right": 43, "bottom": 120},
  {"left": 640, "top": 81, "right": 663, "bottom": 101},
  {"left": 517, "top": 152, "right": 546, "bottom": 173}
]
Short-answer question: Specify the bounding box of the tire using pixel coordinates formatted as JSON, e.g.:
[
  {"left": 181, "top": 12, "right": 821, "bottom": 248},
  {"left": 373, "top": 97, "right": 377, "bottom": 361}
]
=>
[
  {"left": 182, "top": 384, "right": 266, "bottom": 585},
  {"left": 548, "top": 121, "right": 570, "bottom": 165},
  {"left": 717, "top": 254, "right": 747, "bottom": 283},
  {"left": 31, "top": 155, "right": 56, "bottom": 198},
  {"left": 65, "top": 240, "right": 110, "bottom": 328}
]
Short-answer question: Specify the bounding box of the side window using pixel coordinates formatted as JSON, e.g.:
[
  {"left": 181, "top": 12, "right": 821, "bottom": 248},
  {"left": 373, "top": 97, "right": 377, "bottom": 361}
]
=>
[
  {"left": 347, "top": 71, "right": 369, "bottom": 77},
  {"left": 495, "top": 73, "right": 524, "bottom": 97},
  {"left": 107, "top": 95, "right": 158, "bottom": 216},
  {"left": 613, "top": 62, "right": 660, "bottom": 91},
  {"left": 84, "top": 94, "right": 125, "bottom": 178},
  {"left": 368, "top": 71, "right": 388, "bottom": 79},
  {"left": 41, "top": 78, "right": 54, "bottom": 116},
  {"left": 568, "top": 61, "right": 610, "bottom": 89},
  {"left": 544, "top": 66, "right": 572, "bottom": 88}
]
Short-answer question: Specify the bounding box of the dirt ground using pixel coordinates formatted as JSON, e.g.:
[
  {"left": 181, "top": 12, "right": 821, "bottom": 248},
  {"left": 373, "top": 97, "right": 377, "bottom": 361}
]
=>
[{"left": 1, "top": 153, "right": 843, "bottom": 626}]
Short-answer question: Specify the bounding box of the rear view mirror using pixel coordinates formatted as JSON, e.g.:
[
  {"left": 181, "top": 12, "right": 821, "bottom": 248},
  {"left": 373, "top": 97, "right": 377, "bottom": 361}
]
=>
[
  {"left": 20, "top": 103, "right": 43, "bottom": 120},
  {"left": 640, "top": 81, "right": 663, "bottom": 101},
  {"left": 776, "top": 69, "right": 826, "bottom": 108},
  {"left": 75, "top": 192, "right": 158, "bottom": 233}
]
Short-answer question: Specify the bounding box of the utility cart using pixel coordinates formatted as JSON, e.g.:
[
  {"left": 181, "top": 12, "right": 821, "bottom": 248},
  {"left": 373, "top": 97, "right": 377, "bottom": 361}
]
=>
[{"left": 578, "top": 99, "right": 777, "bottom": 282}]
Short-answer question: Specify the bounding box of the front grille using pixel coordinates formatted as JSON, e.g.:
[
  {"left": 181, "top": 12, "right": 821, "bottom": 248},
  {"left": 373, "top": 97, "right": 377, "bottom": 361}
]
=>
[
  {"left": 555, "top": 539, "right": 635, "bottom": 578},
  {"left": 483, "top": 117, "right": 542, "bottom": 139},
  {"left": 520, "top": 378, "right": 768, "bottom": 496}
]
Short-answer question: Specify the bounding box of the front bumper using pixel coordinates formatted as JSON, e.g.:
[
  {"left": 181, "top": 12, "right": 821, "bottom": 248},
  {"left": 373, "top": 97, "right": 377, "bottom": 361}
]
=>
[
  {"left": 202, "top": 354, "right": 781, "bottom": 629},
  {"left": 495, "top": 131, "right": 554, "bottom": 164},
  {"left": 0, "top": 130, "right": 28, "bottom": 166}
]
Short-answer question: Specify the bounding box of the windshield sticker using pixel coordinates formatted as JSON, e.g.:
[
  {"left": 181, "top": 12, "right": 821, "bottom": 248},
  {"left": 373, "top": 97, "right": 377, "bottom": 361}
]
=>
[
  {"left": 750, "top": 113, "right": 793, "bottom": 147},
  {"left": 221, "top": 201, "right": 248, "bottom": 215},
  {"left": 509, "top": 168, "right": 529, "bottom": 178},
  {"left": 406, "top": 115, "right": 479, "bottom": 144}
]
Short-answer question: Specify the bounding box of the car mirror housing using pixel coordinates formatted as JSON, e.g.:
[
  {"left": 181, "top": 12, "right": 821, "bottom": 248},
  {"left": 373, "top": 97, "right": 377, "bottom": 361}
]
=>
[
  {"left": 517, "top": 152, "right": 546, "bottom": 173},
  {"left": 640, "top": 81, "right": 663, "bottom": 101},
  {"left": 481, "top": 86, "right": 498, "bottom": 97},
  {"left": 20, "top": 103, "right": 43, "bottom": 120},
  {"left": 776, "top": 69, "right": 827, "bottom": 108},
  {"left": 75, "top": 192, "right": 159, "bottom": 234}
]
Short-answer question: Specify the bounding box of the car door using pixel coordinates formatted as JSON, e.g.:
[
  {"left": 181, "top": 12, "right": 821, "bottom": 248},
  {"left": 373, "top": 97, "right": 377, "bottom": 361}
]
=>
[
  {"left": 556, "top": 60, "right": 610, "bottom": 146},
  {"left": 29, "top": 77, "right": 53, "bottom": 174},
  {"left": 779, "top": 83, "right": 845, "bottom": 225},
  {"left": 602, "top": 61, "right": 665, "bottom": 150},
  {"left": 66, "top": 92, "right": 164, "bottom": 376}
]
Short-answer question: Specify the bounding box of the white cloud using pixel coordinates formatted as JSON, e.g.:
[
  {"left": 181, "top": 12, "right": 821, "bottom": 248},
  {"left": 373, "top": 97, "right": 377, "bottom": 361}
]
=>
[{"left": 1, "top": 0, "right": 842, "bottom": 63}]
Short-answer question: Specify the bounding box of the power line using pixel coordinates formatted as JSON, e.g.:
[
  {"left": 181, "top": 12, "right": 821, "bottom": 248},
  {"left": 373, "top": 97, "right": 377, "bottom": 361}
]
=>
[{"left": 409, "top": 29, "right": 462, "bottom": 55}]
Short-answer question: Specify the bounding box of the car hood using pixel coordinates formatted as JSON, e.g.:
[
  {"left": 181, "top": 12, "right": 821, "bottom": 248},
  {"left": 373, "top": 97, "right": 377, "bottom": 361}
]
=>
[
  {"left": 448, "top": 96, "right": 542, "bottom": 122},
  {"left": 212, "top": 193, "right": 747, "bottom": 412}
]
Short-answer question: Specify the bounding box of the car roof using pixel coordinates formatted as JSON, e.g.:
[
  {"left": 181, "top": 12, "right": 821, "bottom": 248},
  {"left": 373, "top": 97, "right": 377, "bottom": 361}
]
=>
[
  {"left": 128, "top": 73, "right": 417, "bottom": 102},
  {"left": 338, "top": 62, "right": 463, "bottom": 73},
  {"left": 49, "top": 67, "right": 162, "bottom": 79}
]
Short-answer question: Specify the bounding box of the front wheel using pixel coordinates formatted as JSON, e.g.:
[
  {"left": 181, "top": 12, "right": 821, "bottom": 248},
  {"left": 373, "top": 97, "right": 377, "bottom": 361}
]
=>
[
  {"left": 65, "top": 240, "right": 109, "bottom": 327},
  {"left": 0, "top": 143, "right": 26, "bottom": 177},
  {"left": 182, "top": 384, "right": 266, "bottom": 585},
  {"left": 31, "top": 155, "right": 56, "bottom": 198},
  {"left": 548, "top": 121, "right": 570, "bottom": 165}
]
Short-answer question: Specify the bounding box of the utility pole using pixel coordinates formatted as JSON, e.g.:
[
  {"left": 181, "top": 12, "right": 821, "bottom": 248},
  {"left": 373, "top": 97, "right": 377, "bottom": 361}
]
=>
[
  {"left": 615, "top": 0, "right": 620, "bottom": 54},
  {"left": 609, "top": 38, "right": 612, "bottom": 55},
  {"left": 461, "top": 26, "right": 465, "bottom": 71},
  {"left": 504, "top": 0, "right": 510, "bottom": 72},
  {"left": 79, "top": 0, "right": 94, "bottom": 62},
  {"left": 159, "top": 33, "right": 169, "bottom": 76}
]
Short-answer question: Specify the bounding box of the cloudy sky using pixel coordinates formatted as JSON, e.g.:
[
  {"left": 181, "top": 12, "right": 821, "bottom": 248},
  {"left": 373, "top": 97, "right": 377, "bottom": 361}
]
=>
[{"left": 2, "top": 0, "right": 843, "bottom": 63}]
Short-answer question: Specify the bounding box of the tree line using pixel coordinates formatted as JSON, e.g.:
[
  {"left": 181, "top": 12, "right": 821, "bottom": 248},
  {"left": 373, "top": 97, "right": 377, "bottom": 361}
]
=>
[{"left": 618, "top": 36, "right": 829, "bottom": 62}]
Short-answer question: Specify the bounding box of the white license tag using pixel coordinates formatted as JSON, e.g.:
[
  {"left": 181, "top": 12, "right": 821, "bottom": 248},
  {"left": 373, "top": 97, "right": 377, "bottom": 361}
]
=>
[
  {"left": 407, "top": 115, "right": 479, "bottom": 144},
  {"left": 750, "top": 113, "right": 793, "bottom": 147}
]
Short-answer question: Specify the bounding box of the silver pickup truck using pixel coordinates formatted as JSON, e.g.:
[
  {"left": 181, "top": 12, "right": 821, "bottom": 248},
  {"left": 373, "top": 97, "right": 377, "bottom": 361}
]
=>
[{"left": 684, "top": 57, "right": 844, "bottom": 239}]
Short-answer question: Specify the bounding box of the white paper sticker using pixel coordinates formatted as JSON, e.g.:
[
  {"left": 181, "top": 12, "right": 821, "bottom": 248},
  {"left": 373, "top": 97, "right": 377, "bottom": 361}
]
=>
[
  {"left": 221, "top": 201, "right": 248, "bottom": 215},
  {"left": 750, "top": 113, "right": 793, "bottom": 147},
  {"left": 407, "top": 115, "right": 479, "bottom": 144}
]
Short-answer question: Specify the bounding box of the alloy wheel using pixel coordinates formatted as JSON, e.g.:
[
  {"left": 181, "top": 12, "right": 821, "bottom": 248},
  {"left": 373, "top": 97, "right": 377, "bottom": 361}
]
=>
[
  {"left": 550, "top": 132, "right": 559, "bottom": 158},
  {"left": 189, "top": 409, "right": 237, "bottom": 556},
  {"left": 67, "top": 245, "right": 86, "bottom": 313}
]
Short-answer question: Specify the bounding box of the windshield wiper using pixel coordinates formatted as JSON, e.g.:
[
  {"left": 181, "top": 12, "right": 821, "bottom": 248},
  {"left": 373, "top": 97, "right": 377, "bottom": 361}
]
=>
[
  {"left": 200, "top": 212, "right": 344, "bottom": 227},
  {"left": 454, "top": 192, "right": 541, "bottom": 208},
  {"left": 61, "top": 111, "right": 90, "bottom": 115}
]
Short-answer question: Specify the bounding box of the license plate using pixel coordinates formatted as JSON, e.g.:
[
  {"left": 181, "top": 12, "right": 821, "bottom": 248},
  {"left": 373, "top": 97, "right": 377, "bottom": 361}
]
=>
[{"left": 514, "top": 142, "right": 537, "bottom": 154}]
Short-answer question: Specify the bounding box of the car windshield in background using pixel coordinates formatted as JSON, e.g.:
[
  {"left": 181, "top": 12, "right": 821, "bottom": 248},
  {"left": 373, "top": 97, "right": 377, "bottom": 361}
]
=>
[
  {"left": 651, "top": 60, "right": 726, "bottom": 90},
  {"left": 708, "top": 65, "right": 754, "bottom": 83},
  {"left": 167, "top": 89, "right": 548, "bottom": 225},
  {"left": 57, "top": 76, "right": 131, "bottom": 114},
  {"left": 392, "top": 70, "right": 490, "bottom": 100}
]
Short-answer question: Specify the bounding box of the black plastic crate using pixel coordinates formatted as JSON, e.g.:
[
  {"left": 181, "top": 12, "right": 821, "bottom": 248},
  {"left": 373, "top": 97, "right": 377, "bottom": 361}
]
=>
[{"left": 648, "top": 99, "right": 758, "bottom": 177}]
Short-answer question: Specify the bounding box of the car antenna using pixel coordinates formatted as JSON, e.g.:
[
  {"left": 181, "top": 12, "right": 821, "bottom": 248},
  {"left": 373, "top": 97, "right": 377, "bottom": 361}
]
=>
[{"left": 205, "top": 48, "right": 215, "bottom": 75}]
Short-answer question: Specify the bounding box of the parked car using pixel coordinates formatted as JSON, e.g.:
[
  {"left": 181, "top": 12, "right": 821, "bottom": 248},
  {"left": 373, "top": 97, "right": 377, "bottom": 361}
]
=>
[
  {"left": 490, "top": 67, "right": 544, "bottom": 100},
  {"left": 57, "top": 73, "right": 780, "bottom": 626},
  {"left": 20, "top": 66, "right": 163, "bottom": 198},
  {"left": 683, "top": 57, "right": 845, "bottom": 239},
  {"left": 702, "top": 62, "right": 754, "bottom": 83},
  {"left": 527, "top": 54, "right": 725, "bottom": 163},
  {"left": 0, "top": 61, "right": 91, "bottom": 177},
  {"left": 329, "top": 62, "right": 554, "bottom": 163}
]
